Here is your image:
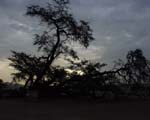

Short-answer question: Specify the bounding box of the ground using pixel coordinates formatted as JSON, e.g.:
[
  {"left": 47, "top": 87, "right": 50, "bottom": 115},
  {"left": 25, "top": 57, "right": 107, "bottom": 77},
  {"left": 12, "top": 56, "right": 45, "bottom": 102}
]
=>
[{"left": 0, "top": 98, "right": 150, "bottom": 120}]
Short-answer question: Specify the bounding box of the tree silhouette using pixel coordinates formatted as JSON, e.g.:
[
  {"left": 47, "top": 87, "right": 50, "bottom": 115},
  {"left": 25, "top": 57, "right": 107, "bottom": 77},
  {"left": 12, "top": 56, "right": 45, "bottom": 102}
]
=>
[
  {"left": 9, "top": 51, "right": 46, "bottom": 88},
  {"left": 0, "top": 79, "right": 4, "bottom": 97},
  {"left": 114, "top": 49, "right": 150, "bottom": 85},
  {"left": 126, "top": 49, "right": 150, "bottom": 83},
  {"left": 67, "top": 60, "right": 107, "bottom": 97},
  {"left": 0, "top": 79, "right": 3, "bottom": 85},
  {"left": 8, "top": 0, "right": 150, "bottom": 99},
  {"left": 25, "top": 0, "right": 94, "bottom": 85},
  {"left": 9, "top": 0, "right": 94, "bottom": 90},
  {"left": 0, "top": 79, "right": 3, "bottom": 90}
]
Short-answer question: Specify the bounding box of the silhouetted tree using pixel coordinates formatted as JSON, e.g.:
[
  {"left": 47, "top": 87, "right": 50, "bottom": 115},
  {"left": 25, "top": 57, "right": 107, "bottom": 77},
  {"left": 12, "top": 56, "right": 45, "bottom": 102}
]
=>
[
  {"left": 25, "top": 0, "right": 94, "bottom": 85},
  {"left": 0, "top": 79, "right": 3, "bottom": 90},
  {"left": 0, "top": 79, "right": 3, "bottom": 85},
  {"left": 114, "top": 49, "right": 150, "bottom": 85},
  {"left": 9, "top": 0, "right": 94, "bottom": 92},
  {"left": 64, "top": 73, "right": 84, "bottom": 96},
  {"left": 45, "top": 66, "right": 67, "bottom": 87},
  {"left": 9, "top": 51, "right": 46, "bottom": 88},
  {"left": 126, "top": 49, "right": 150, "bottom": 83},
  {"left": 0, "top": 79, "right": 4, "bottom": 97},
  {"left": 68, "top": 60, "right": 107, "bottom": 97}
]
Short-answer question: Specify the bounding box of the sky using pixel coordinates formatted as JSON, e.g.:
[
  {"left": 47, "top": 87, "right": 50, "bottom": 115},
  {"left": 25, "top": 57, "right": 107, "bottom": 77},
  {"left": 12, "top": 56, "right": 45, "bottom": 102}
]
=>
[{"left": 0, "top": 0, "right": 150, "bottom": 82}]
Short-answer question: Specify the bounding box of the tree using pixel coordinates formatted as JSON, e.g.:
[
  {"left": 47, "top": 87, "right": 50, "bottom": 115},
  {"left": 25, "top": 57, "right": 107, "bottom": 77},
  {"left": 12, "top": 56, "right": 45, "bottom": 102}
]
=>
[
  {"left": 68, "top": 60, "right": 107, "bottom": 96},
  {"left": 9, "top": 0, "right": 94, "bottom": 87},
  {"left": 9, "top": 51, "right": 46, "bottom": 87},
  {"left": 0, "top": 79, "right": 4, "bottom": 97},
  {"left": 0, "top": 79, "right": 4, "bottom": 89},
  {"left": 126, "top": 49, "right": 150, "bottom": 84},
  {"left": 114, "top": 49, "right": 150, "bottom": 84},
  {"left": 0, "top": 79, "right": 3, "bottom": 84}
]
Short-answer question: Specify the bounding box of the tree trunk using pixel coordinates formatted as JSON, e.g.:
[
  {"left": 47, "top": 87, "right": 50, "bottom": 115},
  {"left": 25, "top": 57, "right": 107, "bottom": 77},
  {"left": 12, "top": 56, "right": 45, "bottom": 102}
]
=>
[
  {"left": 24, "top": 75, "right": 33, "bottom": 88},
  {"left": 34, "top": 28, "right": 61, "bottom": 87}
]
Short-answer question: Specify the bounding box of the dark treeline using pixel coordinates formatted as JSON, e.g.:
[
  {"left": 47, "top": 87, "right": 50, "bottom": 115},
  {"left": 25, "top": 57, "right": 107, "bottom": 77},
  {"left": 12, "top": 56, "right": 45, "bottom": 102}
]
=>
[
  {"left": 6, "top": 48, "right": 150, "bottom": 100},
  {"left": 1, "top": 0, "right": 150, "bottom": 100}
]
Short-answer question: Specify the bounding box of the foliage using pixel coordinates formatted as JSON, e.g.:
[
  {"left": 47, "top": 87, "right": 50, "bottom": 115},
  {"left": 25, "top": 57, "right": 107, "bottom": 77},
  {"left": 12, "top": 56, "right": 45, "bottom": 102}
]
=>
[
  {"left": 7, "top": 0, "right": 150, "bottom": 99},
  {"left": 8, "top": 51, "right": 46, "bottom": 87},
  {"left": 26, "top": 0, "right": 94, "bottom": 84},
  {"left": 9, "top": 0, "right": 94, "bottom": 87},
  {"left": 115, "top": 49, "right": 150, "bottom": 84}
]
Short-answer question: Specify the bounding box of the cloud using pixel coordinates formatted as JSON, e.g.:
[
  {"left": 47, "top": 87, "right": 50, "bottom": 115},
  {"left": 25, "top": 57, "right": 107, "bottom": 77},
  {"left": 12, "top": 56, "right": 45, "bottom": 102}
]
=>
[{"left": 0, "top": 0, "right": 150, "bottom": 81}]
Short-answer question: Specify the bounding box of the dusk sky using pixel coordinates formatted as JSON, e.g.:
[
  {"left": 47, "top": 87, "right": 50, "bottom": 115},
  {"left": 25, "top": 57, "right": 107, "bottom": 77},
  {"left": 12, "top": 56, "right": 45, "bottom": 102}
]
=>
[{"left": 0, "top": 0, "right": 150, "bottom": 82}]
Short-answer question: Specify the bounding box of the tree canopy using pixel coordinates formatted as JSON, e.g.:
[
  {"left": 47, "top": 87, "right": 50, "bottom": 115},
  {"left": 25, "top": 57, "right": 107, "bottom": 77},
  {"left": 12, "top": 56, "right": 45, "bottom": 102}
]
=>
[
  {"left": 9, "top": 0, "right": 94, "bottom": 87},
  {"left": 8, "top": 0, "right": 150, "bottom": 99}
]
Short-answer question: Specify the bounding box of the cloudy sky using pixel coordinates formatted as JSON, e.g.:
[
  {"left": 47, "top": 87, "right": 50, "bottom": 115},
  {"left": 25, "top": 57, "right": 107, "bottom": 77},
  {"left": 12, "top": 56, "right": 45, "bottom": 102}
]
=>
[{"left": 0, "top": 0, "right": 150, "bottom": 82}]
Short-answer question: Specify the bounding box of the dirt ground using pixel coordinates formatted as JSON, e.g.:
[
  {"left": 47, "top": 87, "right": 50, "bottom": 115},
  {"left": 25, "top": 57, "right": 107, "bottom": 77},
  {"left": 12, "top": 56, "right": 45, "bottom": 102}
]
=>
[{"left": 0, "top": 98, "right": 150, "bottom": 120}]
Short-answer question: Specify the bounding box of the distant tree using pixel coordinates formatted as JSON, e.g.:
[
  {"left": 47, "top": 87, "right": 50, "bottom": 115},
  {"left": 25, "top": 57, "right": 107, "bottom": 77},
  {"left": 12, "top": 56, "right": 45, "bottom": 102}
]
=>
[
  {"left": 0, "top": 79, "right": 3, "bottom": 89},
  {"left": 0, "top": 79, "right": 4, "bottom": 97},
  {"left": 0, "top": 79, "right": 3, "bottom": 84},
  {"left": 129, "top": 49, "right": 150, "bottom": 86},
  {"left": 114, "top": 49, "right": 150, "bottom": 84}
]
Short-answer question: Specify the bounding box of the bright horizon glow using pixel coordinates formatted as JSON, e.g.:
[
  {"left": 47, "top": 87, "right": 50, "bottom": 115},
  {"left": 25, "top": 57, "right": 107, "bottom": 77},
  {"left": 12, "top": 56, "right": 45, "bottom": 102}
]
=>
[{"left": 65, "top": 69, "right": 84, "bottom": 75}]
